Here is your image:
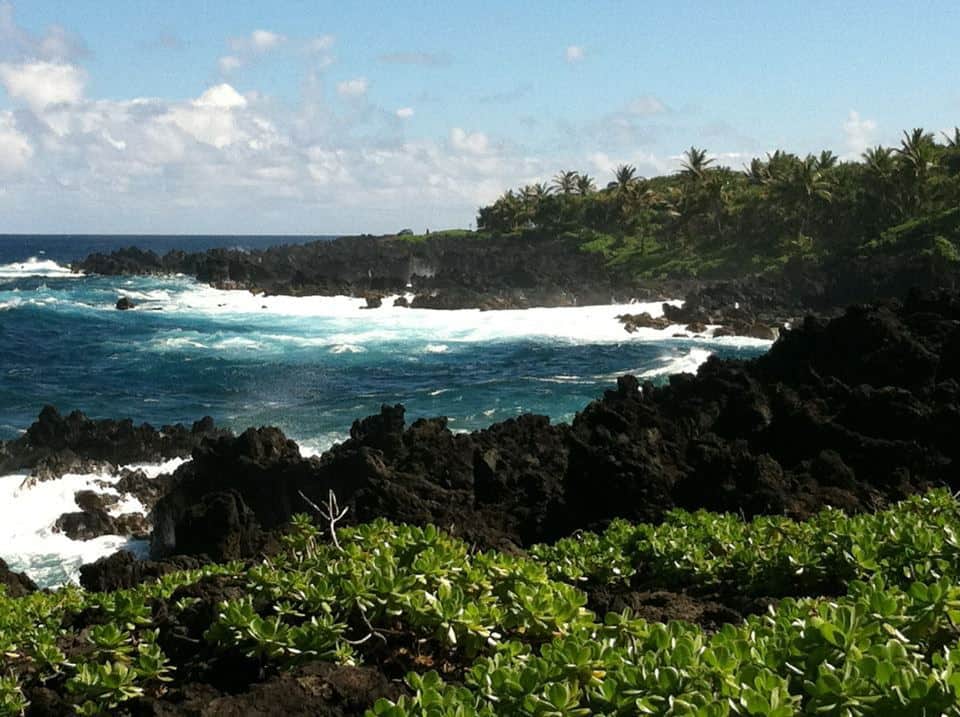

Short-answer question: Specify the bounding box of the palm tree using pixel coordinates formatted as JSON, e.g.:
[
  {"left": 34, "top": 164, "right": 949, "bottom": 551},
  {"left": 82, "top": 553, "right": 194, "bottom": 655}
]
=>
[
  {"left": 791, "top": 155, "right": 834, "bottom": 236},
  {"left": 765, "top": 150, "right": 799, "bottom": 184},
  {"left": 940, "top": 127, "right": 960, "bottom": 176},
  {"left": 896, "top": 128, "right": 936, "bottom": 210},
  {"left": 613, "top": 164, "right": 639, "bottom": 193},
  {"left": 816, "top": 150, "right": 839, "bottom": 171},
  {"left": 743, "top": 157, "right": 769, "bottom": 185},
  {"left": 862, "top": 146, "right": 896, "bottom": 184},
  {"left": 680, "top": 146, "right": 714, "bottom": 181},
  {"left": 575, "top": 173, "right": 596, "bottom": 196},
  {"left": 551, "top": 170, "right": 579, "bottom": 195},
  {"left": 862, "top": 146, "right": 901, "bottom": 222}
]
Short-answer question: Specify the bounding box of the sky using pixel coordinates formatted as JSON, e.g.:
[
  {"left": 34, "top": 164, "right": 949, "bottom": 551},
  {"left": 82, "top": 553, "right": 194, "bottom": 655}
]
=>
[{"left": 0, "top": 1, "right": 958, "bottom": 235}]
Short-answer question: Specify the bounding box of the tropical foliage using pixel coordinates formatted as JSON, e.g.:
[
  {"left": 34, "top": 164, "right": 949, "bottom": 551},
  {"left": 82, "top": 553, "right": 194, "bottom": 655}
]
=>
[
  {"left": 476, "top": 128, "right": 960, "bottom": 278},
  {"left": 7, "top": 492, "right": 960, "bottom": 713}
]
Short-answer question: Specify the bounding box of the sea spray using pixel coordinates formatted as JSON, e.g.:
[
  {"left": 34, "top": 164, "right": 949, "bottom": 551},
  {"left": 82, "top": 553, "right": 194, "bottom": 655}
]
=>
[{"left": 0, "top": 458, "right": 184, "bottom": 587}]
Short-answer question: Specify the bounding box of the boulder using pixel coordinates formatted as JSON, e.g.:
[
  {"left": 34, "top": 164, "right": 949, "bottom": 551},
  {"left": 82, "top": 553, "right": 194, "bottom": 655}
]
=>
[
  {"left": 79, "top": 550, "right": 206, "bottom": 592},
  {"left": 115, "top": 296, "right": 136, "bottom": 310},
  {"left": 361, "top": 293, "right": 383, "bottom": 309},
  {"left": 618, "top": 312, "right": 671, "bottom": 332},
  {"left": 75, "top": 490, "right": 118, "bottom": 512},
  {"left": 54, "top": 508, "right": 116, "bottom": 541}
]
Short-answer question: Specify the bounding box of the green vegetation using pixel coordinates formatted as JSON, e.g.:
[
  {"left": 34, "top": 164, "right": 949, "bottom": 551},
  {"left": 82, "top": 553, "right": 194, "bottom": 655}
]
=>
[
  {"left": 476, "top": 128, "right": 960, "bottom": 278},
  {"left": 6, "top": 492, "right": 960, "bottom": 714},
  {"left": 395, "top": 228, "right": 475, "bottom": 244},
  {"left": 531, "top": 490, "right": 960, "bottom": 597}
]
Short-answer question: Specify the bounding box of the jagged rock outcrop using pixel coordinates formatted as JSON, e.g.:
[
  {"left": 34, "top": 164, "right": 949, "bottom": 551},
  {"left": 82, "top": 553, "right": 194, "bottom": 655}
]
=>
[
  {"left": 79, "top": 551, "right": 208, "bottom": 592},
  {"left": 141, "top": 289, "right": 960, "bottom": 562},
  {"left": 75, "top": 234, "right": 686, "bottom": 310},
  {"left": 0, "top": 407, "right": 228, "bottom": 480}
]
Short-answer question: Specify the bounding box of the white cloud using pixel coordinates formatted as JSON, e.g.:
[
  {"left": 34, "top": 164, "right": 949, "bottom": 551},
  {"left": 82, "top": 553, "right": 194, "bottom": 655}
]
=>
[
  {"left": 0, "top": 61, "right": 85, "bottom": 110},
  {"left": 229, "top": 29, "right": 285, "bottom": 54},
  {"left": 336, "top": 77, "right": 368, "bottom": 97},
  {"left": 196, "top": 83, "right": 247, "bottom": 109},
  {"left": 218, "top": 55, "right": 243, "bottom": 73},
  {"left": 251, "top": 29, "right": 284, "bottom": 51},
  {"left": 565, "top": 45, "right": 585, "bottom": 63},
  {"left": 450, "top": 127, "right": 489, "bottom": 154},
  {"left": 587, "top": 150, "right": 675, "bottom": 179},
  {"left": 0, "top": 111, "right": 32, "bottom": 172},
  {"left": 396, "top": 107, "right": 414, "bottom": 119},
  {"left": 163, "top": 84, "right": 250, "bottom": 148},
  {"left": 843, "top": 110, "right": 877, "bottom": 157}
]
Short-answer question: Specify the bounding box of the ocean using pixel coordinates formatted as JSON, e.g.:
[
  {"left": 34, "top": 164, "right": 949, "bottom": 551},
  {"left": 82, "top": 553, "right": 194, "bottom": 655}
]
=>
[{"left": 0, "top": 234, "right": 770, "bottom": 586}]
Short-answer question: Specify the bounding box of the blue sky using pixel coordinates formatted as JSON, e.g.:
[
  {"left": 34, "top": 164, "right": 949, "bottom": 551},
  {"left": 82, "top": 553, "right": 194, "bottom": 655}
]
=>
[{"left": 0, "top": 0, "right": 957, "bottom": 234}]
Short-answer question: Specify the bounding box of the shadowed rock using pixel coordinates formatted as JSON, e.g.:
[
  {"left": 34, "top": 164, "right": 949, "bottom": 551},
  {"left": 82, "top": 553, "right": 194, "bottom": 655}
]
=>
[{"left": 139, "top": 289, "right": 960, "bottom": 565}]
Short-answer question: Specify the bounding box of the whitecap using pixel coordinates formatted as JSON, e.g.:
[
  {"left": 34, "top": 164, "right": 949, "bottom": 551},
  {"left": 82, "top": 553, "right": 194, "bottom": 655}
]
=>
[
  {"left": 0, "top": 457, "right": 186, "bottom": 587},
  {"left": 0, "top": 257, "right": 81, "bottom": 279},
  {"left": 424, "top": 344, "right": 449, "bottom": 353},
  {"left": 295, "top": 433, "right": 349, "bottom": 457},
  {"left": 639, "top": 348, "right": 716, "bottom": 379},
  {"left": 211, "top": 336, "right": 264, "bottom": 351},
  {"left": 329, "top": 343, "right": 365, "bottom": 354}
]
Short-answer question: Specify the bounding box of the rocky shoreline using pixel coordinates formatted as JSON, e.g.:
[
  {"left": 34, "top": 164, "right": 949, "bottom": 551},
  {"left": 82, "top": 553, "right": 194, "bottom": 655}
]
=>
[
  {"left": 4, "top": 287, "right": 960, "bottom": 595},
  {"left": 74, "top": 234, "right": 679, "bottom": 311},
  {"left": 73, "top": 234, "right": 960, "bottom": 344}
]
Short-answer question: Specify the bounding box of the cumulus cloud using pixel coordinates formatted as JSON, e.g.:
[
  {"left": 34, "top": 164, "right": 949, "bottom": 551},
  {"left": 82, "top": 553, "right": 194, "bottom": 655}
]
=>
[
  {"left": 163, "top": 84, "right": 252, "bottom": 148},
  {"left": 843, "top": 110, "right": 877, "bottom": 157},
  {"left": 0, "top": 7, "right": 714, "bottom": 234},
  {"left": 0, "top": 61, "right": 86, "bottom": 110},
  {"left": 0, "top": 110, "right": 32, "bottom": 173},
  {"left": 565, "top": 45, "right": 585, "bottom": 63},
  {"left": 336, "top": 77, "right": 368, "bottom": 97},
  {"left": 450, "top": 127, "right": 489, "bottom": 154}
]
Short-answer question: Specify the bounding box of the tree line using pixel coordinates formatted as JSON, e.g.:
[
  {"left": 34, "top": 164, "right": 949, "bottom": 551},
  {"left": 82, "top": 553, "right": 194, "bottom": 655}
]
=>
[{"left": 475, "top": 128, "right": 960, "bottom": 276}]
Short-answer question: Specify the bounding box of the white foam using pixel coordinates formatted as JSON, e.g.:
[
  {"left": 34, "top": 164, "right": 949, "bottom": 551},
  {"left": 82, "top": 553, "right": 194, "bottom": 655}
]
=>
[
  {"left": 329, "top": 343, "right": 365, "bottom": 354},
  {"left": 639, "top": 348, "right": 717, "bottom": 379},
  {"left": 0, "top": 257, "right": 81, "bottom": 279},
  {"left": 137, "top": 279, "right": 695, "bottom": 347},
  {"left": 0, "top": 457, "right": 186, "bottom": 587},
  {"left": 295, "top": 433, "right": 348, "bottom": 458}
]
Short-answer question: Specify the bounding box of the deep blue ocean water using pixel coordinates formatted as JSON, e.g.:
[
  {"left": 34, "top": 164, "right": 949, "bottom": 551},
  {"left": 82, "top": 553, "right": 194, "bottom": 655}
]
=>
[
  {"left": 0, "top": 234, "right": 768, "bottom": 448},
  {"left": 0, "top": 234, "right": 770, "bottom": 584}
]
